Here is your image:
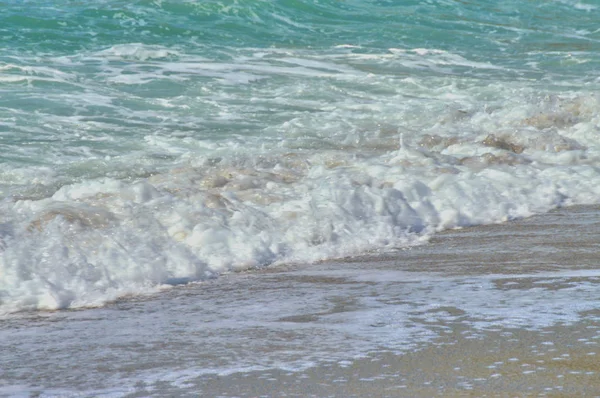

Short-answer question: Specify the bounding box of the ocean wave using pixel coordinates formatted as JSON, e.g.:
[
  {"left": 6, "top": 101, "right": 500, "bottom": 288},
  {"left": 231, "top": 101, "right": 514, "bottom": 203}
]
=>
[
  {"left": 2, "top": 0, "right": 600, "bottom": 315},
  {"left": 2, "top": 91, "right": 600, "bottom": 314}
]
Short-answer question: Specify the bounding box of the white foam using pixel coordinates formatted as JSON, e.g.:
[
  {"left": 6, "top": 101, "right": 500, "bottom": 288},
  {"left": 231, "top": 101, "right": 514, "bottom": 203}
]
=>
[
  {"left": 3, "top": 142, "right": 600, "bottom": 314},
  {"left": 573, "top": 2, "right": 596, "bottom": 11},
  {"left": 95, "top": 43, "right": 182, "bottom": 61},
  {"left": 3, "top": 46, "right": 600, "bottom": 314},
  {"left": 388, "top": 47, "right": 504, "bottom": 70}
]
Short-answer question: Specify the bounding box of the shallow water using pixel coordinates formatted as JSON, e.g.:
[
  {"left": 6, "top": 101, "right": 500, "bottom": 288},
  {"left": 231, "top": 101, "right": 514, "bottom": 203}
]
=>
[{"left": 2, "top": 205, "right": 599, "bottom": 396}]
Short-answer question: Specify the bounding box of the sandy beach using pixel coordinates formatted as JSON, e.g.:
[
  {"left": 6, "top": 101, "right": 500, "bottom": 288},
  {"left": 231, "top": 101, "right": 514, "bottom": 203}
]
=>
[
  {"left": 166, "top": 205, "right": 600, "bottom": 397},
  {"left": 187, "top": 323, "right": 600, "bottom": 397},
  {"left": 3, "top": 205, "right": 600, "bottom": 397}
]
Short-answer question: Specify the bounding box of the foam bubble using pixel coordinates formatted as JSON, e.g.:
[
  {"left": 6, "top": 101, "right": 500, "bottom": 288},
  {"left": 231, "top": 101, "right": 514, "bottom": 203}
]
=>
[
  {"left": 3, "top": 124, "right": 600, "bottom": 314},
  {"left": 3, "top": 44, "right": 600, "bottom": 314},
  {"left": 95, "top": 43, "right": 182, "bottom": 61}
]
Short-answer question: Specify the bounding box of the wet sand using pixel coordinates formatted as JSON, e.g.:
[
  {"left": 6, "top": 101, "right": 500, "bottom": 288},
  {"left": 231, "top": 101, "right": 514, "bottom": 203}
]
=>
[
  {"left": 187, "top": 323, "right": 600, "bottom": 397},
  {"left": 179, "top": 205, "right": 600, "bottom": 397},
  {"left": 2, "top": 206, "right": 600, "bottom": 397}
]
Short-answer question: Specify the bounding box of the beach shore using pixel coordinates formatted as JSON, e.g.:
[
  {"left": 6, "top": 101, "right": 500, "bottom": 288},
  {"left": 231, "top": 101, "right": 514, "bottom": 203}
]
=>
[
  {"left": 3, "top": 206, "right": 600, "bottom": 397},
  {"left": 169, "top": 206, "right": 600, "bottom": 397},
  {"left": 186, "top": 322, "right": 600, "bottom": 397}
]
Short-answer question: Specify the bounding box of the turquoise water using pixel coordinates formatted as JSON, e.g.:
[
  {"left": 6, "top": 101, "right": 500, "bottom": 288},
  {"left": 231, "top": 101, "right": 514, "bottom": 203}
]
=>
[
  {"left": 2, "top": 1, "right": 598, "bottom": 175},
  {"left": 2, "top": 0, "right": 600, "bottom": 313}
]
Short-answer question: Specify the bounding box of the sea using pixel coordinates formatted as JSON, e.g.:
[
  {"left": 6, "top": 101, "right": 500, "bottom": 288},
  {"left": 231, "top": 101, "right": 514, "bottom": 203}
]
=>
[{"left": 1, "top": 1, "right": 600, "bottom": 396}]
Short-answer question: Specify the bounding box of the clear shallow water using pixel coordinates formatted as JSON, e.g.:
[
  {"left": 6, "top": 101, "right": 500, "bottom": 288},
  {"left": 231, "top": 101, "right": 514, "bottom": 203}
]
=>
[{"left": 1, "top": 0, "right": 600, "bottom": 312}]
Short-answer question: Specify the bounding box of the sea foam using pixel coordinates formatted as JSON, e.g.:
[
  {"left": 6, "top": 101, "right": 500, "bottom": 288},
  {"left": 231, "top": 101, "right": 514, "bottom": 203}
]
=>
[
  {"left": 2, "top": 43, "right": 600, "bottom": 314},
  {"left": 3, "top": 93, "right": 600, "bottom": 314}
]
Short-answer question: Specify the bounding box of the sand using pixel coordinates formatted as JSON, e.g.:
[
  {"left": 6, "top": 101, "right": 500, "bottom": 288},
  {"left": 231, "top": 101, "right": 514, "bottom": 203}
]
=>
[{"left": 184, "top": 324, "right": 600, "bottom": 397}]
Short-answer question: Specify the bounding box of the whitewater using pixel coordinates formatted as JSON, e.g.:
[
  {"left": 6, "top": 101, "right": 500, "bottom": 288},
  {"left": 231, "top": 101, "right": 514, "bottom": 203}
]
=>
[{"left": 2, "top": 0, "right": 600, "bottom": 314}]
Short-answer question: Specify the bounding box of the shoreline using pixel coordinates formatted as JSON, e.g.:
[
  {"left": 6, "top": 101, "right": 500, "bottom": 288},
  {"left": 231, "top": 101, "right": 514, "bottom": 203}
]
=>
[
  {"left": 2, "top": 205, "right": 600, "bottom": 397},
  {"left": 168, "top": 206, "right": 600, "bottom": 397},
  {"left": 186, "top": 322, "right": 600, "bottom": 397}
]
